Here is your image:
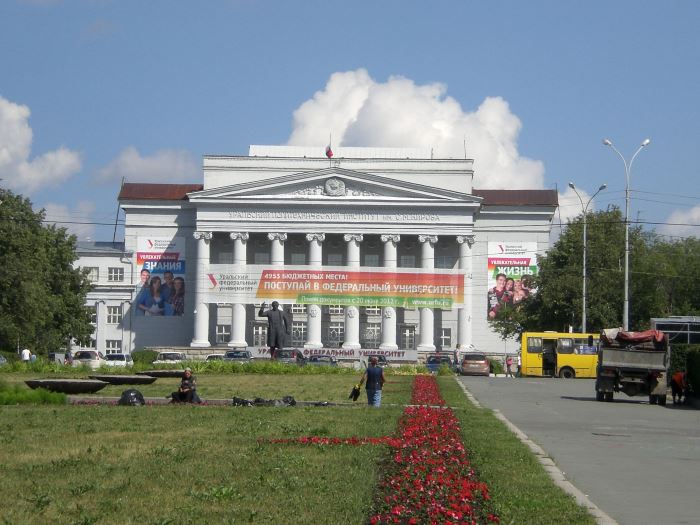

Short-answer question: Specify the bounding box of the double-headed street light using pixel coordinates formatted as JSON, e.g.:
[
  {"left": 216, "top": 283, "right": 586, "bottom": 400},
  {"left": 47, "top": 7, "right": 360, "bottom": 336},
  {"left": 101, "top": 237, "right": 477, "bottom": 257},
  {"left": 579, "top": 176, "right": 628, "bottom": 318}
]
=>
[
  {"left": 568, "top": 182, "right": 607, "bottom": 333},
  {"left": 602, "top": 138, "right": 651, "bottom": 331}
]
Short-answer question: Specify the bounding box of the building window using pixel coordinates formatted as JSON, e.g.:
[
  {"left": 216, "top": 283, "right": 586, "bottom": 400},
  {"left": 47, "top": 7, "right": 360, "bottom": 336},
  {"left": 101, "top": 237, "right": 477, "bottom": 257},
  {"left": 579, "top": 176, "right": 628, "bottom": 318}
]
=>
[
  {"left": 216, "top": 324, "right": 231, "bottom": 344},
  {"left": 327, "top": 253, "right": 343, "bottom": 266},
  {"left": 291, "top": 321, "right": 307, "bottom": 346},
  {"left": 85, "top": 267, "right": 99, "bottom": 283},
  {"left": 81, "top": 338, "right": 96, "bottom": 349},
  {"left": 362, "top": 323, "right": 381, "bottom": 348},
  {"left": 364, "top": 253, "right": 380, "bottom": 267},
  {"left": 400, "top": 326, "right": 416, "bottom": 350},
  {"left": 106, "top": 340, "right": 121, "bottom": 353},
  {"left": 328, "top": 305, "right": 344, "bottom": 315},
  {"left": 291, "top": 303, "right": 306, "bottom": 314},
  {"left": 108, "top": 267, "right": 124, "bottom": 282},
  {"left": 253, "top": 324, "right": 267, "bottom": 347},
  {"left": 107, "top": 305, "right": 122, "bottom": 324},
  {"left": 439, "top": 328, "right": 452, "bottom": 350},
  {"left": 87, "top": 306, "right": 97, "bottom": 324},
  {"left": 364, "top": 306, "right": 381, "bottom": 316},
  {"left": 290, "top": 252, "right": 306, "bottom": 265},
  {"left": 254, "top": 252, "right": 270, "bottom": 264},
  {"left": 327, "top": 322, "right": 344, "bottom": 347},
  {"left": 435, "top": 256, "right": 457, "bottom": 269},
  {"left": 399, "top": 255, "right": 416, "bottom": 268}
]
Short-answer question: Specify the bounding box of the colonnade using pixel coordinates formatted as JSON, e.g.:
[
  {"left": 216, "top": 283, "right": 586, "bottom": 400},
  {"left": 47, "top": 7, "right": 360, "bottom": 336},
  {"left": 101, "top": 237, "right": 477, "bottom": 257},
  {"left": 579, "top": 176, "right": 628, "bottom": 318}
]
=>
[{"left": 190, "top": 231, "right": 475, "bottom": 349}]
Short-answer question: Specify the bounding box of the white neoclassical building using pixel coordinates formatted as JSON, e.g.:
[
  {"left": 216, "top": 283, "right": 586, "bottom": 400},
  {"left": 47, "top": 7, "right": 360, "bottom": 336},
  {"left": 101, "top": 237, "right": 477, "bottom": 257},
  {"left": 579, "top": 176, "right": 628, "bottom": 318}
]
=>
[{"left": 79, "top": 145, "right": 557, "bottom": 361}]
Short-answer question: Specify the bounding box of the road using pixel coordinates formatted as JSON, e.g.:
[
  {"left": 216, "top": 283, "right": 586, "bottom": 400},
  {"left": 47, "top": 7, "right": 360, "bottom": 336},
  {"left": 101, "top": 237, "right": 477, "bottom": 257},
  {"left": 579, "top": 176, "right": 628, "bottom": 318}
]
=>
[{"left": 458, "top": 376, "right": 700, "bottom": 525}]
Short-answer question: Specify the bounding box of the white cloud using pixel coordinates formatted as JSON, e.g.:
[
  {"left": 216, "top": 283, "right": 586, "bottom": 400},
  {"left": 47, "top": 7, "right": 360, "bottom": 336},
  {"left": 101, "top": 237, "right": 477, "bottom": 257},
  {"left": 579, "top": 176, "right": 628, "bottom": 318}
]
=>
[
  {"left": 659, "top": 207, "right": 700, "bottom": 239},
  {"left": 287, "top": 69, "right": 544, "bottom": 189},
  {"left": 43, "top": 201, "right": 96, "bottom": 240},
  {"left": 0, "top": 95, "right": 81, "bottom": 193},
  {"left": 96, "top": 146, "right": 198, "bottom": 184}
]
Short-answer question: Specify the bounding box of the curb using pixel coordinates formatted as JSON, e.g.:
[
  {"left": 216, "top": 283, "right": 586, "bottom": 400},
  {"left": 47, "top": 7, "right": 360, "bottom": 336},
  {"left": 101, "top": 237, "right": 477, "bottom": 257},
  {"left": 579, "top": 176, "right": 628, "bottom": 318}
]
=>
[{"left": 454, "top": 376, "right": 619, "bottom": 525}]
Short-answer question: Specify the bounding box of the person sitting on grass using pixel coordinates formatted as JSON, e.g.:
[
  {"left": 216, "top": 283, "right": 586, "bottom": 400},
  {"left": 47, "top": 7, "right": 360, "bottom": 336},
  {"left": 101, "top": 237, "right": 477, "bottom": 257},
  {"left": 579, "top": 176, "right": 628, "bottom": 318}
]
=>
[{"left": 170, "top": 368, "right": 201, "bottom": 404}]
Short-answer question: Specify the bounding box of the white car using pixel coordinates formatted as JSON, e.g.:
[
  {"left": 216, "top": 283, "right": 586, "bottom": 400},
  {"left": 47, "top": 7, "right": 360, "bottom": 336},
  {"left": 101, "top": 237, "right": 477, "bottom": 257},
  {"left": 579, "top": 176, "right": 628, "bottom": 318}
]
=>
[
  {"left": 71, "top": 350, "right": 107, "bottom": 370},
  {"left": 104, "top": 353, "right": 134, "bottom": 367},
  {"left": 153, "top": 352, "right": 187, "bottom": 365}
]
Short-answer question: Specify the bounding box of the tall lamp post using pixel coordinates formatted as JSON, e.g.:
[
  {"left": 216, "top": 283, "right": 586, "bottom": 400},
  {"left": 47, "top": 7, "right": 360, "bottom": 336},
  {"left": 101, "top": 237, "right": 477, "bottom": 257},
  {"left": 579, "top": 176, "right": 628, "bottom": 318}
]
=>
[
  {"left": 602, "top": 138, "right": 651, "bottom": 331},
  {"left": 568, "top": 182, "right": 607, "bottom": 333}
]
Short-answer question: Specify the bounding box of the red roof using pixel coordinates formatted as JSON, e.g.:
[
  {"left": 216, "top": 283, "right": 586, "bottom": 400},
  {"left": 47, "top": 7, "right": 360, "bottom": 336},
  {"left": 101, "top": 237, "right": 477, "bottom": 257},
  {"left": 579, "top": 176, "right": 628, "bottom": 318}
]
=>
[
  {"left": 118, "top": 183, "right": 203, "bottom": 201},
  {"left": 473, "top": 189, "right": 558, "bottom": 206}
]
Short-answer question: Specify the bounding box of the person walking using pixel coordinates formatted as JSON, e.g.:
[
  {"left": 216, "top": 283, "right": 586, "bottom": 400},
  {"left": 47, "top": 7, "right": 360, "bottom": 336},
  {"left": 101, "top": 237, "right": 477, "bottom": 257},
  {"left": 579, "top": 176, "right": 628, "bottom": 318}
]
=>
[
  {"left": 505, "top": 354, "right": 514, "bottom": 378},
  {"left": 359, "top": 356, "right": 385, "bottom": 407}
]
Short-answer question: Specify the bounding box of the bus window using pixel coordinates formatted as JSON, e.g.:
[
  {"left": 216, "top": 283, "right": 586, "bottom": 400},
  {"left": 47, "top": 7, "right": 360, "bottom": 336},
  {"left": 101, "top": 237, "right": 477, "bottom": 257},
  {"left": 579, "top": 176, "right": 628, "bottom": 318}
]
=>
[
  {"left": 557, "top": 338, "right": 574, "bottom": 354},
  {"left": 527, "top": 337, "right": 542, "bottom": 353}
]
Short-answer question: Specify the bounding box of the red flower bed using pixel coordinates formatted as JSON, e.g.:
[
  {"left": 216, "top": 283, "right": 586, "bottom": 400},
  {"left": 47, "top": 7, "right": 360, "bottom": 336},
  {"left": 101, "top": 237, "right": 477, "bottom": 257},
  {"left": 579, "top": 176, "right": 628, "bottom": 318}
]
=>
[
  {"left": 268, "top": 375, "right": 498, "bottom": 524},
  {"left": 369, "top": 375, "right": 498, "bottom": 524}
]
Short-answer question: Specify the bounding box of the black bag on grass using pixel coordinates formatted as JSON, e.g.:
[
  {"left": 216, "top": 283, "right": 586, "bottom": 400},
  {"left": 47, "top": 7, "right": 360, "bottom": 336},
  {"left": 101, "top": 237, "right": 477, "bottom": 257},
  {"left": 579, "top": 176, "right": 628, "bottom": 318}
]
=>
[
  {"left": 119, "top": 389, "right": 145, "bottom": 406},
  {"left": 349, "top": 384, "right": 361, "bottom": 402}
]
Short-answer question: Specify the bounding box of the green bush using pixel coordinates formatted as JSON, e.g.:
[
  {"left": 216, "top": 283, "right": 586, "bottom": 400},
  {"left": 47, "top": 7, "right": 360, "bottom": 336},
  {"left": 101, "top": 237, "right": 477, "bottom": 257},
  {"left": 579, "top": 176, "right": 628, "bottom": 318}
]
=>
[
  {"left": 490, "top": 359, "right": 504, "bottom": 375},
  {"left": 0, "top": 380, "right": 66, "bottom": 405},
  {"left": 686, "top": 349, "right": 700, "bottom": 397},
  {"left": 437, "top": 364, "right": 455, "bottom": 376},
  {"left": 132, "top": 349, "right": 158, "bottom": 365}
]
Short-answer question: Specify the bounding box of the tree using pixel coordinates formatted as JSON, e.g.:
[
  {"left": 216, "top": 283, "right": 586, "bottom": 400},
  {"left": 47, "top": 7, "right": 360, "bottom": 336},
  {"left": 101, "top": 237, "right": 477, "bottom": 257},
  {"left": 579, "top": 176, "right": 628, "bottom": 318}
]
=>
[
  {"left": 0, "top": 189, "right": 93, "bottom": 354},
  {"left": 491, "top": 206, "right": 700, "bottom": 342}
]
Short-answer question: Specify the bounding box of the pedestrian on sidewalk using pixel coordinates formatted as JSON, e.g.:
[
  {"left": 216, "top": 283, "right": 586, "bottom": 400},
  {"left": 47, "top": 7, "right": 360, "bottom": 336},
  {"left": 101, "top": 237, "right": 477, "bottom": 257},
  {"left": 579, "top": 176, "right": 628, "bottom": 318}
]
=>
[{"left": 505, "top": 354, "right": 514, "bottom": 378}]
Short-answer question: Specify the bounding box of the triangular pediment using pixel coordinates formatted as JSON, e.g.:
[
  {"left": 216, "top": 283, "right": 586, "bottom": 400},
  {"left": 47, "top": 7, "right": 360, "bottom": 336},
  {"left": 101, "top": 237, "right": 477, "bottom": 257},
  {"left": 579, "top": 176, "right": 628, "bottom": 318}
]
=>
[{"left": 188, "top": 167, "right": 480, "bottom": 203}]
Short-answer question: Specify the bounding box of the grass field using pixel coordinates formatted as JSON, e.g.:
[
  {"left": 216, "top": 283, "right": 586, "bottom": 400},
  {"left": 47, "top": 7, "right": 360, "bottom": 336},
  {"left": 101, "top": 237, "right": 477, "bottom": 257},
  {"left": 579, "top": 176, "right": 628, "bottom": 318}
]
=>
[{"left": 0, "top": 373, "right": 595, "bottom": 524}]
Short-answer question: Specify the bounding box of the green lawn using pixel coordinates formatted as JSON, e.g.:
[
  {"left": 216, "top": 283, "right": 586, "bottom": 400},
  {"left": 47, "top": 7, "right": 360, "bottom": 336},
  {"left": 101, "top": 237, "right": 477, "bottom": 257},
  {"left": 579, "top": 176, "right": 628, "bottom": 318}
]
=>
[{"left": 0, "top": 373, "right": 596, "bottom": 524}]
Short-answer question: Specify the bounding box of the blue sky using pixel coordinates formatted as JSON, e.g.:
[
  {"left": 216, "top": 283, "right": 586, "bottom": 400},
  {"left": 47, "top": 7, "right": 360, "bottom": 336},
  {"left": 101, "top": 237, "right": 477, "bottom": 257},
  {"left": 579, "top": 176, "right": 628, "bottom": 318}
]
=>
[{"left": 1, "top": 0, "right": 699, "bottom": 242}]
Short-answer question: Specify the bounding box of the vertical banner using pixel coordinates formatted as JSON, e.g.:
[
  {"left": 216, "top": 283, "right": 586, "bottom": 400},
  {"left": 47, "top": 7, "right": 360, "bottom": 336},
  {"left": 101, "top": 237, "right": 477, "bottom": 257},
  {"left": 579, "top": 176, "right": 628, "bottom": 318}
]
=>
[
  {"left": 487, "top": 242, "right": 538, "bottom": 319},
  {"left": 134, "top": 236, "right": 187, "bottom": 316}
]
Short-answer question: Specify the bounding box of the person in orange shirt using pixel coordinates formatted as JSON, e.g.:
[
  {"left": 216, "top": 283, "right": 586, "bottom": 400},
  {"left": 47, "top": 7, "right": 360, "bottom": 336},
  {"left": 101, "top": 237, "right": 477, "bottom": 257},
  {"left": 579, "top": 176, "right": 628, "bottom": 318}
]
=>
[{"left": 671, "top": 371, "right": 688, "bottom": 405}]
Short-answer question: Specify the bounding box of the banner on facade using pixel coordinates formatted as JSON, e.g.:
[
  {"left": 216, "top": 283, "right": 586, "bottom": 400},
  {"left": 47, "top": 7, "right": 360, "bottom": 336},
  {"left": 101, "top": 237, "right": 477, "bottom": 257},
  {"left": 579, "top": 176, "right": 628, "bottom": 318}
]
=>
[
  {"left": 204, "top": 265, "right": 466, "bottom": 308},
  {"left": 134, "top": 236, "right": 187, "bottom": 316},
  {"left": 486, "top": 242, "right": 538, "bottom": 319}
]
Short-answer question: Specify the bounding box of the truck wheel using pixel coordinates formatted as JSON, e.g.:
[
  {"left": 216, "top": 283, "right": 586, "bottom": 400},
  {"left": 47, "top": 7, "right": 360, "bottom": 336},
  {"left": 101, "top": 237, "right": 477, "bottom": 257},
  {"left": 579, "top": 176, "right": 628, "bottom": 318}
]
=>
[
  {"left": 649, "top": 395, "right": 657, "bottom": 405},
  {"left": 604, "top": 392, "right": 613, "bottom": 402},
  {"left": 596, "top": 390, "right": 605, "bottom": 402},
  {"left": 559, "top": 367, "right": 575, "bottom": 379}
]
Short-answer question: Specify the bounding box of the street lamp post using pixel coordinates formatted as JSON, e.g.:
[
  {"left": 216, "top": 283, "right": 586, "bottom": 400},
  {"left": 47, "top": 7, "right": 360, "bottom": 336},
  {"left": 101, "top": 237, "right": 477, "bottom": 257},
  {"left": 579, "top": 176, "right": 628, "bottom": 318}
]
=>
[
  {"left": 568, "top": 182, "right": 607, "bottom": 333},
  {"left": 602, "top": 138, "right": 651, "bottom": 331}
]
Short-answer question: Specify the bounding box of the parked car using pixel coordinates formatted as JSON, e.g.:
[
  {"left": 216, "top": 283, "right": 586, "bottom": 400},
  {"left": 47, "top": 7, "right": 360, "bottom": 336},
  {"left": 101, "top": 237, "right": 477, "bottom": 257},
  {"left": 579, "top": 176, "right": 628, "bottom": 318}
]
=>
[
  {"left": 306, "top": 355, "right": 338, "bottom": 367},
  {"left": 153, "top": 352, "right": 187, "bottom": 365},
  {"left": 273, "top": 349, "right": 305, "bottom": 366},
  {"left": 223, "top": 349, "right": 253, "bottom": 362},
  {"left": 104, "top": 353, "right": 134, "bottom": 367},
  {"left": 364, "top": 354, "right": 388, "bottom": 367},
  {"left": 425, "top": 354, "right": 455, "bottom": 374},
  {"left": 71, "top": 350, "right": 107, "bottom": 370},
  {"left": 459, "top": 353, "right": 490, "bottom": 376},
  {"left": 205, "top": 354, "right": 225, "bottom": 361}
]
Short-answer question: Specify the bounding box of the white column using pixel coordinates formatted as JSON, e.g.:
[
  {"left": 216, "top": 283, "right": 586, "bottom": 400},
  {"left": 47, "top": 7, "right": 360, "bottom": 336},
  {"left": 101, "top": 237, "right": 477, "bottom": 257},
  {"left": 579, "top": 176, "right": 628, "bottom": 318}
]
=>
[
  {"left": 191, "top": 231, "right": 212, "bottom": 347},
  {"left": 379, "top": 234, "right": 400, "bottom": 351},
  {"left": 305, "top": 233, "right": 325, "bottom": 349},
  {"left": 229, "top": 232, "right": 249, "bottom": 347},
  {"left": 418, "top": 235, "right": 437, "bottom": 352},
  {"left": 268, "top": 232, "right": 287, "bottom": 266},
  {"left": 456, "top": 235, "right": 475, "bottom": 349},
  {"left": 95, "top": 300, "right": 105, "bottom": 354},
  {"left": 342, "top": 234, "right": 363, "bottom": 350}
]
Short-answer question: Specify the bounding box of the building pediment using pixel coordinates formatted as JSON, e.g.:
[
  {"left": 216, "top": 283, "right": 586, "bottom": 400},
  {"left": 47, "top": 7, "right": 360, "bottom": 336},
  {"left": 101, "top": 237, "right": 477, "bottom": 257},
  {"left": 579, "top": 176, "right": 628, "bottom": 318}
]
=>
[{"left": 188, "top": 167, "right": 480, "bottom": 204}]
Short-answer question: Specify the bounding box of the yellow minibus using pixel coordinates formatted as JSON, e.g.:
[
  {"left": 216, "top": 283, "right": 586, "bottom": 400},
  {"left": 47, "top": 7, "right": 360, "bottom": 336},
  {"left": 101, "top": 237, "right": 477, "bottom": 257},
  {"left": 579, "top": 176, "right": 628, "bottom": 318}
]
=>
[{"left": 520, "top": 332, "right": 599, "bottom": 378}]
